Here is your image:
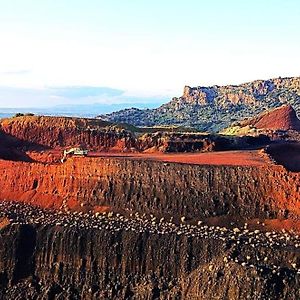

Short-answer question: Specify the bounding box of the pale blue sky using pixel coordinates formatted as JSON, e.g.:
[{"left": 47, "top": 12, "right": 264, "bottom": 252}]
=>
[{"left": 0, "top": 0, "right": 299, "bottom": 107}]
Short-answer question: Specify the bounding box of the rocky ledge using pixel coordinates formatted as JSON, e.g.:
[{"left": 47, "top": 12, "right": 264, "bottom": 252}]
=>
[{"left": 0, "top": 201, "right": 299, "bottom": 299}]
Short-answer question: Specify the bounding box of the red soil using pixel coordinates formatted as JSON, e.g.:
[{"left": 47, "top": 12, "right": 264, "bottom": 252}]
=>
[
  {"left": 241, "top": 105, "right": 300, "bottom": 131},
  {"left": 88, "top": 150, "right": 269, "bottom": 167},
  {"left": 261, "top": 219, "right": 300, "bottom": 233},
  {"left": 25, "top": 148, "right": 269, "bottom": 166},
  {"left": 0, "top": 149, "right": 273, "bottom": 215},
  {"left": 26, "top": 149, "right": 63, "bottom": 163},
  {"left": 0, "top": 151, "right": 298, "bottom": 231}
]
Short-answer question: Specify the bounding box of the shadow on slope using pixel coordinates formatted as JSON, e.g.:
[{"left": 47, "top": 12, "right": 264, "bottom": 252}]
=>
[
  {"left": 0, "top": 130, "right": 49, "bottom": 162},
  {"left": 266, "top": 143, "right": 300, "bottom": 172}
]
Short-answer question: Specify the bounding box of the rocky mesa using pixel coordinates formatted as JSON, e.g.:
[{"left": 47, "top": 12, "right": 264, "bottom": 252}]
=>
[{"left": 100, "top": 77, "right": 300, "bottom": 132}]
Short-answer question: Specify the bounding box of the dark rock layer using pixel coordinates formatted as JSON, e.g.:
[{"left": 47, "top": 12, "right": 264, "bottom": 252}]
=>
[{"left": 0, "top": 224, "right": 299, "bottom": 299}]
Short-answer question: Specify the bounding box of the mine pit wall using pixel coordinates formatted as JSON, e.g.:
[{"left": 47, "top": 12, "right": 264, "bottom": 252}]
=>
[
  {"left": 0, "top": 224, "right": 299, "bottom": 299},
  {"left": 0, "top": 124, "right": 136, "bottom": 149},
  {"left": 0, "top": 157, "right": 298, "bottom": 219}
]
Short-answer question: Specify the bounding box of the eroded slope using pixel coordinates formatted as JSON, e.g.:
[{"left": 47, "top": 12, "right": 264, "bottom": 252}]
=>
[
  {"left": 0, "top": 156, "right": 298, "bottom": 220},
  {"left": 0, "top": 202, "right": 299, "bottom": 299}
]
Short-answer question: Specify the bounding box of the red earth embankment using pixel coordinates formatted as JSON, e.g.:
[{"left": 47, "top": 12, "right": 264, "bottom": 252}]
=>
[
  {"left": 0, "top": 115, "right": 136, "bottom": 150},
  {"left": 240, "top": 104, "right": 300, "bottom": 131},
  {"left": 0, "top": 152, "right": 298, "bottom": 220}
]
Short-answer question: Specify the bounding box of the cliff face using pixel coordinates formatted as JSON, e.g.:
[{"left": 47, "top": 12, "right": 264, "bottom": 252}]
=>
[
  {"left": 0, "top": 157, "right": 298, "bottom": 219},
  {"left": 100, "top": 77, "right": 300, "bottom": 131},
  {"left": 0, "top": 222, "right": 299, "bottom": 299},
  {"left": 0, "top": 116, "right": 137, "bottom": 150},
  {"left": 179, "top": 77, "right": 300, "bottom": 108}
]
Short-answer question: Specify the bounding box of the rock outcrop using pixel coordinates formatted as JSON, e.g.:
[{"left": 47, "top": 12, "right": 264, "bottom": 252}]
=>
[
  {"left": 138, "top": 132, "right": 269, "bottom": 153},
  {"left": 100, "top": 77, "right": 300, "bottom": 131}
]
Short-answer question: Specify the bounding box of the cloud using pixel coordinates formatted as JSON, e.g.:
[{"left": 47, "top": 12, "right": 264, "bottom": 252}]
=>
[
  {"left": 0, "top": 85, "right": 167, "bottom": 108},
  {"left": 1, "top": 70, "right": 31, "bottom": 76},
  {"left": 49, "top": 86, "right": 124, "bottom": 99}
]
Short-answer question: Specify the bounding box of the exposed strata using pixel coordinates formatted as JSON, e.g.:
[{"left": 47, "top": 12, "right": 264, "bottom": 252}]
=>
[
  {"left": 137, "top": 132, "right": 269, "bottom": 153},
  {"left": 0, "top": 153, "right": 298, "bottom": 299},
  {"left": 0, "top": 116, "right": 137, "bottom": 150},
  {"left": 100, "top": 77, "right": 300, "bottom": 131},
  {"left": 0, "top": 202, "right": 299, "bottom": 299},
  {"left": 0, "top": 155, "right": 298, "bottom": 220}
]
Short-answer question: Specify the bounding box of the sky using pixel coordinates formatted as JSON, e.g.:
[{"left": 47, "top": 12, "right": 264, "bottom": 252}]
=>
[{"left": 0, "top": 0, "right": 299, "bottom": 108}]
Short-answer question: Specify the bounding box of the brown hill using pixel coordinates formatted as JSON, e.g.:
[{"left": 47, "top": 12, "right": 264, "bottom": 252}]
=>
[
  {"left": 0, "top": 115, "right": 137, "bottom": 150},
  {"left": 240, "top": 105, "right": 300, "bottom": 131}
]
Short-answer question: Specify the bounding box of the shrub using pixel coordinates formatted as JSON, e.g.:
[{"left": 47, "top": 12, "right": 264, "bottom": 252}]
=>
[
  {"left": 14, "top": 113, "right": 24, "bottom": 117},
  {"left": 13, "top": 112, "right": 35, "bottom": 118}
]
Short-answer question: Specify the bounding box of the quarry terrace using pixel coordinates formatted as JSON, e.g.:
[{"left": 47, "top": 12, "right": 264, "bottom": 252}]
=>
[{"left": 0, "top": 100, "right": 299, "bottom": 299}]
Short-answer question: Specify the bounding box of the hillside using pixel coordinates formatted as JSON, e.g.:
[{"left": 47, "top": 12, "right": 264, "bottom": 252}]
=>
[
  {"left": 221, "top": 104, "right": 300, "bottom": 137},
  {"left": 0, "top": 115, "right": 139, "bottom": 150},
  {"left": 0, "top": 115, "right": 272, "bottom": 160},
  {"left": 239, "top": 104, "right": 300, "bottom": 131},
  {"left": 99, "top": 77, "right": 300, "bottom": 132}
]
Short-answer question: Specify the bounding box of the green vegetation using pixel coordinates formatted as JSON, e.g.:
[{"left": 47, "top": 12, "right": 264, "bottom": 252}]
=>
[
  {"left": 13, "top": 113, "right": 24, "bottom": 117},
  {"left": 13, "top": 113, "right": 35, "bottom": 118}
]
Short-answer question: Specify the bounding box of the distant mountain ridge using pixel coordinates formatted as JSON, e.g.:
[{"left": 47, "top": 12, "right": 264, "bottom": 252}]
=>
[
  {"left": 99, "top": 77, "right": 300, "bottom": 132},
  {"left": 0, "top": 101, "right": 164, "bottom": 119}
]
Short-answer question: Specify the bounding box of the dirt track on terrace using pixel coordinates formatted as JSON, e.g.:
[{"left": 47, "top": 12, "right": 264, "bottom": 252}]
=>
[{"left": 88, "top": 150, "right": 270, "bottom": 167}]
